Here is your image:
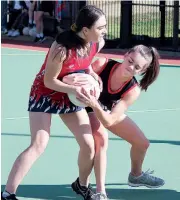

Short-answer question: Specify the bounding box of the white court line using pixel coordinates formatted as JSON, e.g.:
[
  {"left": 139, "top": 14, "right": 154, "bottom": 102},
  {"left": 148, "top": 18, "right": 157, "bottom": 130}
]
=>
[
  {"left": 2, "top": 46, "right": 47, "bottom": 52},
  {"left": 4, "top": 117, "right": 29, "bottom": 120},
  {"left": 2, "top": 53, "right": 46, "bottom": 56},
  {"left": 128, "top": 108, "right": 180, "bottom": 113},
  {"left": 2, "top": 53, "right": 180, "bottom": 66},
  {"left": 2, "top": 47, "right": 180, "bottom": 66},
  {"left": 3, "top": 108, "right": 180, "bottom": 120},
  {"left": 1, "top": 47, "right": 46, "bottom": 56}
]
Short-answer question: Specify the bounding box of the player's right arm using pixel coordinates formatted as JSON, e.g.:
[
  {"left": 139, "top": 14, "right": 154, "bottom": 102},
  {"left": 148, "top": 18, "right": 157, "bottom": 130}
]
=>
[{"left": 44, "top": 41, "right": 77, "bottom": 94}]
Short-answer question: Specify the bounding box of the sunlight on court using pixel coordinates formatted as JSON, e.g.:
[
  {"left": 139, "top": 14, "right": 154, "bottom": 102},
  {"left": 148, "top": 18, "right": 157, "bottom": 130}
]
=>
[{"left": 1, "top": 47, "right": 180, "bottom": 200}]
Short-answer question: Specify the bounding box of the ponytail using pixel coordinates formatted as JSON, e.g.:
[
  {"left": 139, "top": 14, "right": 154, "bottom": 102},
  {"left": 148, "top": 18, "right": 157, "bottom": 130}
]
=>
[
  {"left": 139, "top": 47, "right": 160, "bottom": 91},
  {"left": 55, "top": 29, "right": 86, "bottom": 50}
]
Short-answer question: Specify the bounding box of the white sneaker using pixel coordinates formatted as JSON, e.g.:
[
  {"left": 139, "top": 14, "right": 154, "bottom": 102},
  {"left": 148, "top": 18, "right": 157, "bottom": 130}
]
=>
[
  {"left": 7, "top": 30, "right": 14, "bottom": 36},
  {"left": 11, "top": 30, "right": 20, "bottom": 37},
  {"left": 91, "top": 193, "right": 108, "bottom": 200}
]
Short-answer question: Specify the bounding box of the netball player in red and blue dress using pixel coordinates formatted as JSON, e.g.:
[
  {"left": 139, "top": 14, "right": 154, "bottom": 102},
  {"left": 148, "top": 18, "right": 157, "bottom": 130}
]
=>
[{"left": 2, "top": 5, "right": 108, "bottom": 200}]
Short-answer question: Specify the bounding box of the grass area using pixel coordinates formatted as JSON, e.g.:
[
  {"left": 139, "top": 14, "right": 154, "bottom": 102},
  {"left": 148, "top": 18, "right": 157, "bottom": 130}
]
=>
[
  {"left": 106, "top": 10, "right": 178, "bottom": 39},
  {"left": 87, "top": 1, "right": 179, "bottom": 41},
  {"left": 107, "top": 17, "right": 120, "bottom": 39},
  {"left": 132, "top": 11, "right": 174, "bottom": 38}
]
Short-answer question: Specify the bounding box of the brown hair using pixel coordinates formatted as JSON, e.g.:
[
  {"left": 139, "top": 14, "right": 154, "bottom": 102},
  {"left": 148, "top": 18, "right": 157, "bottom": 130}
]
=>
[
  {"left": 56, "top": 5, "right": 105, "bottom": 50},
  {"left": 128, "top": 45, "right": 160, "bottom": 91}
]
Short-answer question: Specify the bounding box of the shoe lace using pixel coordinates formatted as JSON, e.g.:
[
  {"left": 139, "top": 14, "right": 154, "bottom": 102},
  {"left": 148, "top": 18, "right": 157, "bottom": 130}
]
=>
[
  {"left": 144, "top": 169, "right": 158, "bottom": 181},
  {"left": 84, "top": 184, "right": 94, "bottom": 199},
  {"left": 144, "top": 169, "right": 154, "bottom": 175}
]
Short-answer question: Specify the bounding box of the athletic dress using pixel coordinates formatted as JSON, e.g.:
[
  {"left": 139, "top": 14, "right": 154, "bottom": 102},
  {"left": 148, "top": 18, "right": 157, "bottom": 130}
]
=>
[
  {"left": 86, "top": 59, "right": 138, "bottom": 113},
  {"left": 28, "top": 42, "right": 98, "bottom": 114}
]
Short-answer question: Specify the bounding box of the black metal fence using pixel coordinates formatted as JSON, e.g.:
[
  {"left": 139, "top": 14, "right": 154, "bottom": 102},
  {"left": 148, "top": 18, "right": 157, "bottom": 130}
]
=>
[
  {"left": 130, "top": 0, "right": 180, "bottom": 51},
  {"left": 87, "top": 1, "right": 121, "bottom": 40},
  {"left": 1, "top": 0, "right": 179, "bottom": 51},
  {"left": 85, "top": 0, "right": 180, "bottom": 51}
]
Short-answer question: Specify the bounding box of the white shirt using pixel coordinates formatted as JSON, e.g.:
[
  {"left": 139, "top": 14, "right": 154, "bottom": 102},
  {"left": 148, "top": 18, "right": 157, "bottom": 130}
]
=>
[{"left": 14, "top": 0, "right": 21, "bottom": 10}]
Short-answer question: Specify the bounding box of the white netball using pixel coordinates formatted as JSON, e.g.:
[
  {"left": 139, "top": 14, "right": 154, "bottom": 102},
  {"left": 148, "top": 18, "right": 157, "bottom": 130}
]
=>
[{"left": 67, "top": 74, "right": 101, "bottom": 107}]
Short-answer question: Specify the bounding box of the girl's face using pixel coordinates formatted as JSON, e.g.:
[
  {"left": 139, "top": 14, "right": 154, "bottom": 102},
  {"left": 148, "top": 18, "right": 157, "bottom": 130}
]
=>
[
  {"left": 121, "top": 51, "right": 150, "bottom": 77},
  {"left": 83, "top": 15, "right": 107, "bottom": 42}
]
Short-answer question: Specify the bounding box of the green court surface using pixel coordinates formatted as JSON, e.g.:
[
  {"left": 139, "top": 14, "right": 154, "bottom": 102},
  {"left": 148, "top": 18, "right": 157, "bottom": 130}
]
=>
[{"left": 1, "top": 47, "right": 180, "bottom": 200}]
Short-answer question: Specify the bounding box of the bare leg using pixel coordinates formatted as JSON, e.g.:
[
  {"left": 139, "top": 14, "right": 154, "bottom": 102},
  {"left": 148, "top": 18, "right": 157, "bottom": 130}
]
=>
[
  {"left": 108, "top": 115, "right": 150, "bottom": 176},
  {"left": 60, "top": 109, "right": 95, "bottom": 186},
  {"left": 5, "top": 112, "right": 51, "bottom": 194},
  {"left": 88, "top": 112, "right": 108, "bottom": 194},
  {"left": 35, "top": 11, "right": 43, "bottom": 36}
]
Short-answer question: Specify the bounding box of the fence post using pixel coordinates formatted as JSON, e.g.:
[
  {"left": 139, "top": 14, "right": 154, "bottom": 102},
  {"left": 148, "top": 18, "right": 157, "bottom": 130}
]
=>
[
  {"left": 79, "top": 1, "right": 87, "bottom": 9},
  {"left": 172, "top": 1, "right": 179, "bottom": 51},
  {"left": 160, "top": 1, "right": 165, "bottom": 45},
  {"left": 120, "top": 1, "right": 132, "bottom": 47},
  {"left": 1, "top": 0, "right": 7, "bottom": 31}
]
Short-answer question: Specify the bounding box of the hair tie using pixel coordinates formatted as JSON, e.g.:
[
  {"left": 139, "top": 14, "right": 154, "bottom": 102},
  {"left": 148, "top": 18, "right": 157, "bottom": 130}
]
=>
[
  {"left": 148, "top": 47, "right": 154, "bottom": 67},
  {"left": 71, "top": 23, "right": 77, "bottom": 32},
  {"left": 149, "top": 46, "right": 154, "bottom": 54}
]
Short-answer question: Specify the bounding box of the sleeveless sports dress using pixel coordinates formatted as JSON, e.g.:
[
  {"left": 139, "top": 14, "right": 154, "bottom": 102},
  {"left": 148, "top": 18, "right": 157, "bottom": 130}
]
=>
[
  {"left": 28, "top": 42, "right": 98, "bottom": 114},
  {"left": 86, "top": 59, "right": 138, "bottom": 113}
]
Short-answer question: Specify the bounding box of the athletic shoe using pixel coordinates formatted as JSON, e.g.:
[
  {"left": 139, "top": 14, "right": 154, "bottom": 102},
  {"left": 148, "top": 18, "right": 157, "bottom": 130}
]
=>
[
  {"left": 128, "top": 169, "right": 165, "bottom": 188},
  {"left": 71, "top": 177, "right": 95, "bottom": 200},
  {"left": 91, "top": 193, "right": 109, "bottom": 200},
  {"left": 1, "top": 192, "right": 18, "bottom": 200}
]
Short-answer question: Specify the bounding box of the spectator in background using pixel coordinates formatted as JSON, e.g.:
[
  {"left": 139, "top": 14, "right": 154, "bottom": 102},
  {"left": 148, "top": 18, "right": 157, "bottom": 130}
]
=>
[
  {"left": 34, "top": 0, "right": 54, "bottom": 43},
  {"left": 54, "top": 0, "right": 65, "bottom": 34},
  {"left": 55, "top": 0, "right": 65, "bottom": 22},
  {"left": 21, "top": 1, "right": 37, "bottom": 38},
  {"left": 1, "top": 0, "right": 8, "bottom": 34},
  {"left": 7, "top": 1, "right": 24, "bottom": 35},
  {"left": 7, "top": 0, "right": 29, "bottom": 36},
  {"left": 25, "top": 0, "right": 36, "bottom": 28},
  {"left": 7, "top": 8, "right": 29, "bottom": 37}
]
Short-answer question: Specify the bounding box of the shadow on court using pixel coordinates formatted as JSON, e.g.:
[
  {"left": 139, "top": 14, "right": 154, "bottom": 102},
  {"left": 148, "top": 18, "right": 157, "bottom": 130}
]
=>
[
  {"left": 1, "top": 185, "right": 180, "bottom": 200},
  {"left": 2, "top": 133, "right": 180, "bottom": 146}
]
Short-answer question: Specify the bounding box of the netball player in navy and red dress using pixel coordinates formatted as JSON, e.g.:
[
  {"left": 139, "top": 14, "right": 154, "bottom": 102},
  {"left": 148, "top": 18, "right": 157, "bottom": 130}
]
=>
[{"left": 2, "top": 5, "right": 107, "bottom": 200}]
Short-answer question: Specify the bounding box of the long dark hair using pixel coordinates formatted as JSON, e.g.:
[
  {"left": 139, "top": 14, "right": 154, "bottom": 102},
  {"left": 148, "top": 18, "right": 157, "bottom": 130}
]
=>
[
  {"left": 128, "top": 45, "right": 160, "bottom": 91},
  {"left": 55, "top": 5, "right": 105, "bottom": 50}
]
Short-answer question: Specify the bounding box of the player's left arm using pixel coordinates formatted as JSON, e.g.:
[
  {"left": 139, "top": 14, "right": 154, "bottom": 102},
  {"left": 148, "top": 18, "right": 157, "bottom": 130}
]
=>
[{"left": 92, "top": 86, "right": 141, "bottom": 127}]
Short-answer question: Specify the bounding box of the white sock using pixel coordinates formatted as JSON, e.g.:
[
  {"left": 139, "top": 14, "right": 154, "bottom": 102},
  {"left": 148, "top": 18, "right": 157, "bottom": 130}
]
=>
[
  {"left": 40, "top": 33, "right": 44, "bottom": 38},
  {"left": 79, "top": 181, "right": 88, "bottom": 188},
  {"left": 100, "top": 192, "right": 107, "bottom": 196},
  {"left": 29, "top": 20, "right": 33, "bottom": 24},
  {"left": 131, "top": 172, "right": 143, "bottom": 178},
  {"left": 2, "top": 191, "right": 12, "bottom": 198}
]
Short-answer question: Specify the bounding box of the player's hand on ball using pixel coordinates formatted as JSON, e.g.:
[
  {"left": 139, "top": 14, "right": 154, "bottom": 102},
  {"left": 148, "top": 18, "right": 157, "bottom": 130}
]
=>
[
  {"left": 63, "top": 73, "right": 91, "bottom": 86},
  {"left": 76, "top": 87, "right": 98, "bottom": 108}
]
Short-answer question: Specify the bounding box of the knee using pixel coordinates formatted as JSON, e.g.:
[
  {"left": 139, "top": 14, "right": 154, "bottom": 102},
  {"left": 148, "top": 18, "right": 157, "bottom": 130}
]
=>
[
  {"left": 141, "top": 138, "right": 150, "bottom": 150},
  {"left": 133, "top": 138, "right": 150, "bottom": 151},
  {"left": 30, "top": 141, "right": 48, "bottom": 156},
  {"left": 94, "top": 131, "right": 108, "bottom": 152},
  {"left": 30, "top": 134, "right": 49, "bottom": 156},
  {"left": 80, "top": 141, "right": 95, "bottom": 159},
  {"left": 35, "top": 12, "right": 43, "bottom": 22}
]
